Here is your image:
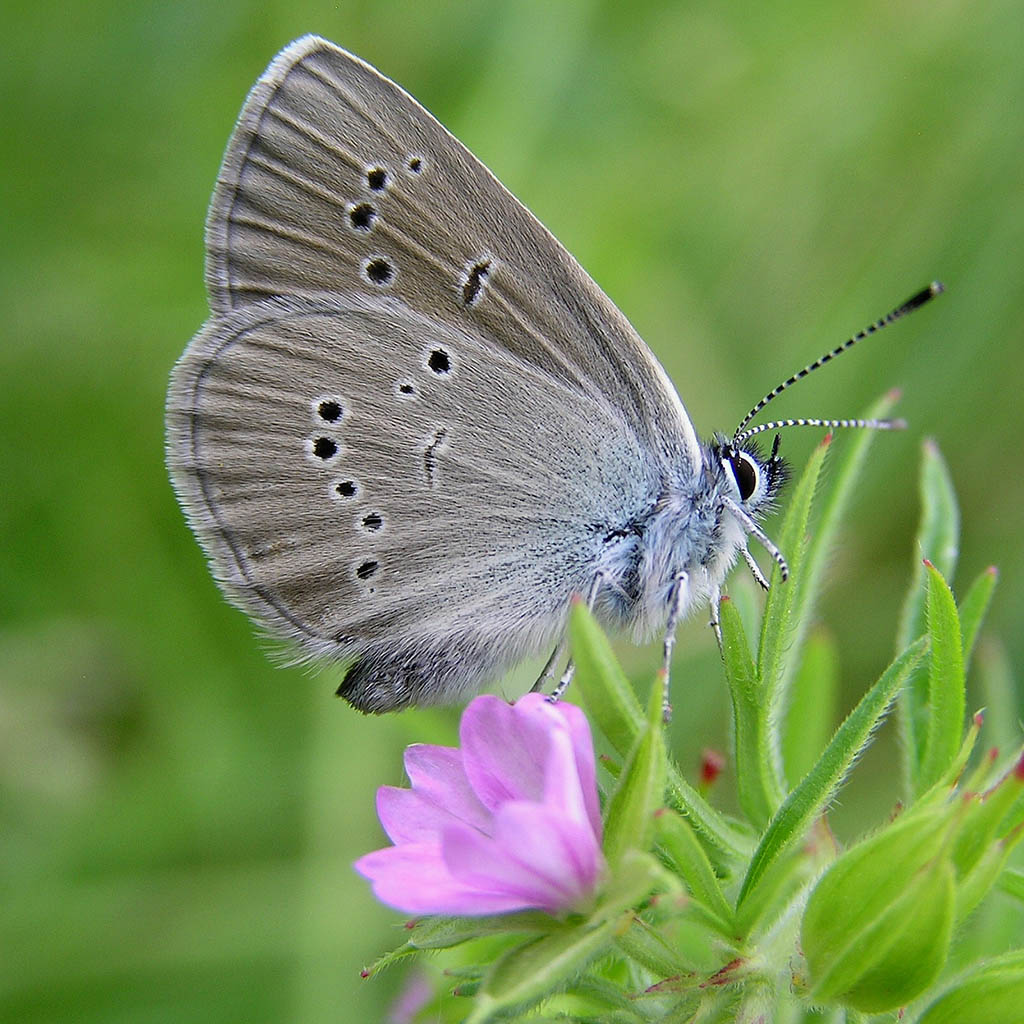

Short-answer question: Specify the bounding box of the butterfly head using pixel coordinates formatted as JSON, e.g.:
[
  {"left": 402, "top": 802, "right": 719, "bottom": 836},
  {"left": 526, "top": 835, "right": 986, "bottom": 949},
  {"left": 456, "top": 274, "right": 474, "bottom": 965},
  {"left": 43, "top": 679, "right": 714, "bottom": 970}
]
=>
[
  {"left": 712, "top": 432, "right": 788, "bottom": 520},
  {"left": 706, "top": 281, "right": 944, "bottom": 589}
]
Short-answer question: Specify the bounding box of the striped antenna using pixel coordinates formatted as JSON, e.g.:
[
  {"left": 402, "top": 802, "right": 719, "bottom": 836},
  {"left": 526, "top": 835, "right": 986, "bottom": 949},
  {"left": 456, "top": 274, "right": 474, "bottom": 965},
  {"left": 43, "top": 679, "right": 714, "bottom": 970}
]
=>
[
  {"left": 732, "top": 281, "right": 944, "bottom": 444},
  {"left": 734, "top": 415, "right": 907, "bottom": 446}
]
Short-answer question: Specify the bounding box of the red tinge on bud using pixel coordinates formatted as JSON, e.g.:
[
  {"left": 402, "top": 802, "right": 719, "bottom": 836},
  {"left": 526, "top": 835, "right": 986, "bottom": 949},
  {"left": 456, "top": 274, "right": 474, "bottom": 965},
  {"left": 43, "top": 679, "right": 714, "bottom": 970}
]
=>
[{"left": 701, "top": 748, "right": 726, "bottom": 788}]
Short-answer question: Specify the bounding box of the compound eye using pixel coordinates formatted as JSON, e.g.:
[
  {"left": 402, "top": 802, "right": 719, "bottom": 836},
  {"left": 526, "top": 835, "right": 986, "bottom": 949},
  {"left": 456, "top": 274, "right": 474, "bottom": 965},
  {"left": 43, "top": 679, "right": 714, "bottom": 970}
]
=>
[{"left": 730, "top": 452, "right": 759, "bottom": 502}]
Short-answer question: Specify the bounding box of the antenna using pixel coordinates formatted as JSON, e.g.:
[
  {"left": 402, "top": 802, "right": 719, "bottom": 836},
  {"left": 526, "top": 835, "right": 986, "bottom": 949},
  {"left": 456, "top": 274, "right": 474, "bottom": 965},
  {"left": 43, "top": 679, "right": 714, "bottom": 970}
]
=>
[{"left": 731, "top": 281, "right": 943, "bottom": 446}]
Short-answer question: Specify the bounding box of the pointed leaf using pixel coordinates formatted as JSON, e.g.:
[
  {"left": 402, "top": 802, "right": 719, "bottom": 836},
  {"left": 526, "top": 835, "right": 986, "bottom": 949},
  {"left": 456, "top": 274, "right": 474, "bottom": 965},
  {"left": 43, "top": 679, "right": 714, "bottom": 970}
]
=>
[
  {"left": 998, "top": 866, "right": 1024, "bottom": 904},
  {"left": 952, "top": 750, "right": 1024, "bottom": 878},
  {"left": 897, "top": 439, "right": 961, "bottom": 648},
  {"left": 918, "top": 950, "right": 1024, "bottom": 1024},
  {"left": 571, "top": 603, "right": 750, "bottom": 864},
  {"left": 898, "top": 439, "right": 960, "bottom": 794},
  {"left": 615, "top": 915, "right": 695, "bottom": 978},
  {"left": 602, "top": 686, "right": 668, "bottom": 869},
  {"left": 570, "top": 600, "right": 644, "bottom": 757},
  {"left": 919, "top": 560, "right": 966, "bottom": 791},
  {"left": 737, "top": 637, "right": 927, "bottom": 909},
  {"left": 654, "top": 808, "right": 734, "bottom": 931},
  {"left": 773, "top": 391, "right": 901, "bottom": 706},
  {"left": 405, "top": 911, "right": 553, "bottom": 950},
  {"left": 913, "top": 711, "right": 982, "bottom": 816},
  {"left": 721, "top": 595, "right": 783, "bottom": 825},
  {"left": 782, "top": 627, "right": 839, "bottom": 786},
  {"left": 958, "top": 565, "right": 998, "bottom": 669},
  {"left": 468, "top": 917, "right": 621, "bottom": 1023},
  {"left": 757, "top": 433, "right": 829, "bottom": 718},
  {"left": 955, "top": 835, "right": 1021, "bottom": 928}
]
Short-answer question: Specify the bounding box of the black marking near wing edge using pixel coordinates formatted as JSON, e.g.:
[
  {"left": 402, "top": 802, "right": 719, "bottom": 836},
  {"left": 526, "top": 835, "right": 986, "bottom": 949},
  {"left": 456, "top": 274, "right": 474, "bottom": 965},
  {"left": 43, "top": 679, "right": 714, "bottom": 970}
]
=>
[{"left": 181, "top": 310, "right": 344, "bottom": 645}]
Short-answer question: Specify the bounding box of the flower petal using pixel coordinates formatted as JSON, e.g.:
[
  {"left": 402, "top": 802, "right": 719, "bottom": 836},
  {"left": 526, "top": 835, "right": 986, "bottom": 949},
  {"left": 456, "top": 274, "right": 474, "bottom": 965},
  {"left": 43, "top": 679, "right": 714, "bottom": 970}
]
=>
[
  {"left": 539, "top": 722, "right": 594, "bottom": 832},
  {"left": 491, "top": 800, "right": 605, "bottom": 905},
  {"left": 377, "top": 786, "right": 481, "bottom": 845},
  {"left": 355, "top": 694, "right": 606, "bottom": 919},
  {"left": 353, "top": 842, "right": 532, "bottom": 916},
  {"left": 460, "top": 694, "right": 570, "bottom": 811},
  {"left": 442, "top": 801, "right": 605, "bottom": 913},
  {"left": 402, "top": 743, "right": 492, "bottom": 831},
  {"left": 550, "top": 699, "right": 602, "bottom": 840}
]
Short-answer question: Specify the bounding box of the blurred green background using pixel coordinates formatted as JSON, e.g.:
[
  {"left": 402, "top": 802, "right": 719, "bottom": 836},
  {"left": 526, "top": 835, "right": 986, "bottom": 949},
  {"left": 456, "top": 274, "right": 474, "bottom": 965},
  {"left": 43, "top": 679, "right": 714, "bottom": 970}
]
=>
[{"left": 3, "top": 0, "right": 1022, "bottom": 1020}]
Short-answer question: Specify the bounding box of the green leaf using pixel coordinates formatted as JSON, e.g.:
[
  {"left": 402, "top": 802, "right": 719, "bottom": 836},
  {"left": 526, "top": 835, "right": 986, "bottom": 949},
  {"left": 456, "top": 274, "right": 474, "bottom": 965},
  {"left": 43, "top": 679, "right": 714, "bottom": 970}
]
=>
[
  {"left": 721, "top": 595, "right": 783, "bottom": 826},
  {"left": 591, "top": 849, "right": 669, "bottom": 923},
  {"left": 467, "top": 917, "right": 622, "bottom": 1024},
  {"left": 733, "top": 816, "right": 834, "bottom": 939},
  {"left": 570, "top": 599, "right": 645, "bottom": 757},
  {"left": 998, "top": 866, "right": 1024, "bottom": 904},
  {"left": 919, "top": 560, "right": 966, "bottom": 791},
  {"left": 570, "top": 603, "right": 751, "bottom": 865},
  {"left": 615, "top": 914, "right": 695, "bottom": 978},
  {"left": 663, "top": 769, "right": 752, "bottom": 868},
  {"left": 951, "top": 749, "right": 1024, "bottom": 878},
  {"left": 737, "top": 637, "right": 927, "bottom": 910},
  {"left": 958, "top": 564, "right": 998, "bottom": 669},
  {"left": 955, "top": 835, "right": 1018, "bottom": 928},
  {"left": 653, "top": 808, "right": 734, "bottom": 932},
  {"left": 557, "top": 973, "right": 649, "bottom": 1020},
  {"left": 602, "top": 683, "right": 668, "bottom": 869},
  {"left": 771, "top": 391, "right": 901, "bottom": 709},
  {"left": 756, "top": 432, "right": 829, "bottom": 729},
  {"left": 898, "top": 439, "right": 961, "bottom": 648},
  {"left": 466, "top": 853, "right": 662, "bottom": 1021},
  {"left": 782, "top": 627, "right": 840, "bottom": 786},
  {"left": 803, "top": 810, "right": 955, "bottom": 1011},
  {"left": 897, "top": 439, "right": 960, "bottom": 794},
  {"left": 404, "top": 911, "right": 553, "bottom": 950},
  {"left": 912, "top": 710, "right": 982, "bottom": 815},
  {"left": 918, "top": 950, "right": 1024, "bottom": 1024}
]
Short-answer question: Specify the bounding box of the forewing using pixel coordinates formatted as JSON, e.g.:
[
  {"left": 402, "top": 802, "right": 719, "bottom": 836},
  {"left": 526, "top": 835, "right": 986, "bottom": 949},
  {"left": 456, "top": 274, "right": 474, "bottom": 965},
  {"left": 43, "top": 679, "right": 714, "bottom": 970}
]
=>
[
  {"left": 204, "top": 34, "right": 700, "bottom": 470},
  {"left": 167, "top": 296, "right": 659, "bottom": 710}
]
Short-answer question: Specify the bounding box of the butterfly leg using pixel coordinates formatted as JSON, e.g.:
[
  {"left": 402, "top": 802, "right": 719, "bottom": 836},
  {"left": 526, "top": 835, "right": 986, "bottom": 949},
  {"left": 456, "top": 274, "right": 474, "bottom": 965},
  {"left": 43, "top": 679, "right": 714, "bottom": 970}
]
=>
[
  {"left": 545, "top": 572, "right": 606, "bottom": 704},
  {"left": 658, "top": 572, "right": 689, "bottom": 722},
  {"left": 530, "top": 639, "right": 566, "bottom": 693},
  {"left": 741, "top": 544, "right": 770, "bottom": 591},
  {"left": 708, "top": 582, "right": 724, "bottom": 650}
]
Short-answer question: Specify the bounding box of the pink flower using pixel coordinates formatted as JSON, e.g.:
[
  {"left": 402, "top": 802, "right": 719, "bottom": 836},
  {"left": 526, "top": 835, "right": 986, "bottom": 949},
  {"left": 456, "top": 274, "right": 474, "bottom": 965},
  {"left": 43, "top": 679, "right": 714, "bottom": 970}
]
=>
[{"left": 354, "top": 693, "right": 606, "bottom": 916}]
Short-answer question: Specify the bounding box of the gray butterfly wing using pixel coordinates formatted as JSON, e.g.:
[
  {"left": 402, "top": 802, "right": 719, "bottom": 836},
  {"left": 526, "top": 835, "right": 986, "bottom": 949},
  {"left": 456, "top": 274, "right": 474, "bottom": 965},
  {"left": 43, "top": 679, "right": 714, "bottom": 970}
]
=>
[
  {"left": 203, "top": 34, "right": 701, "bottom": 470},
  {"left": 167, "top": 294, "right": 660, "bottom": 711}
]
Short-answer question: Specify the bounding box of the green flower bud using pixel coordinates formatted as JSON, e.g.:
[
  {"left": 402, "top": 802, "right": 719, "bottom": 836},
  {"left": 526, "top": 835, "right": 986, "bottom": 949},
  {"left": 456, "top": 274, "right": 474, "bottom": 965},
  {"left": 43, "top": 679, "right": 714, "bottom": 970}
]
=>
[
  {"left": 802, "top": 810, "right": 955, "bottom": 1011},
  {"left": 918, "top": 951, "right": 1024, "bottom": 1024}
]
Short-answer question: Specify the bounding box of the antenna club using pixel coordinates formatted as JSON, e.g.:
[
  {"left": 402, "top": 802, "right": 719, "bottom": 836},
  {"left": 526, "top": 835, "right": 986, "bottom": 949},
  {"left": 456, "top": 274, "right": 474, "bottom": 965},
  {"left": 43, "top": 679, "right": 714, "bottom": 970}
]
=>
[{"left": 900, "top": 280, "right": 945, "bottom": 314}]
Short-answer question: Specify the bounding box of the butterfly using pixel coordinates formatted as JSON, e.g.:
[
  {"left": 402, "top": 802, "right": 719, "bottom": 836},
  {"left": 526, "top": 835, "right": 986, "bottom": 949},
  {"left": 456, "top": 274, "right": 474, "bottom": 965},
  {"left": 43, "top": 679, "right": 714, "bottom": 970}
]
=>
[{"left": 166, "top": 36, "right": 940, "bottom": 712}]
